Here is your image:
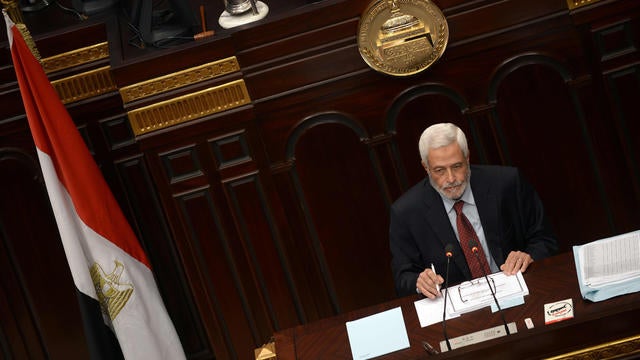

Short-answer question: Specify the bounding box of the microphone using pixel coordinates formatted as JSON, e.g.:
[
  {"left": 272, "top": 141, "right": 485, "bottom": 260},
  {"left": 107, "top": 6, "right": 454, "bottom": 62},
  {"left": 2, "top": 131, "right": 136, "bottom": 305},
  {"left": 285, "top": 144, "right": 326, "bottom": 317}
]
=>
[
  {"left": 468, "top": 240, "right": 510, "bottom": 335},
  {"left": 441, "top": 243, "right": 454, "bottom": 351}
]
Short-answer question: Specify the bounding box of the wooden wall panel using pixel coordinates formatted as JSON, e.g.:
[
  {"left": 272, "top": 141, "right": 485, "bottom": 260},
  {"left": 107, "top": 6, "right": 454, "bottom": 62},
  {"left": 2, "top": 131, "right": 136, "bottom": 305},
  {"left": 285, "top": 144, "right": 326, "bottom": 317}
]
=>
[
  {"left": 0, "top": 147, "right": 90, "bottom": 359},
  {"left": 2, "top": 0, "right": 640, "bottom": 359},
  {"left": 175, "top": 188, "right": 242, "bottom": 359},
  {"left": 270, "top": 166, "right": 337, "bottom": 322},
  {"left": 113, "top": 154, "right": 210, "bottom": 357},
  {"left": 582, "top": 10, "right": 640, "bottom": 236},
  {"left": 223, "top": 174, "right": 303, "bottom": 331},
  {"left": 492, "top": 60, "right": 612, "bottom": 251},
  {"left": 290, "top": 117, "right": 395, "bottom": 313},
  {"left": 602, "top": 65, "right": 640, "bottom": 230}
]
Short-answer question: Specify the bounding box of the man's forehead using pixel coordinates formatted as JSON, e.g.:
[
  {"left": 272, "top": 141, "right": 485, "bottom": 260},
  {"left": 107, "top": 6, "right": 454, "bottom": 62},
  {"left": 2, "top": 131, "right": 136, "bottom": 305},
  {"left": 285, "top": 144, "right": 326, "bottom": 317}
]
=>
[{"left": 427, "top": 143, "right": 466, "bottom": 165}]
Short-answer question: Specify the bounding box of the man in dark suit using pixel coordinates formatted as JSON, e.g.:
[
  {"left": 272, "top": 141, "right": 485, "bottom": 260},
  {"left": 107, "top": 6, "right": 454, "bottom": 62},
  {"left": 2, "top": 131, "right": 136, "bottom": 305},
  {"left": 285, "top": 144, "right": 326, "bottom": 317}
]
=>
[{"left": 390, "top": 123, "right": 558, "bottom": 298}]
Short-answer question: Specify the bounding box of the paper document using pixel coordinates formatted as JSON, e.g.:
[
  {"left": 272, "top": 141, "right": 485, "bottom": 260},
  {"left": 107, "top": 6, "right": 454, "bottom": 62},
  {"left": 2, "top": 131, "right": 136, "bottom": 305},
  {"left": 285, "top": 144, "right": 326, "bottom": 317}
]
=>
[
  {"left": 577, "top": 230, "right": 640, "bottom": 287},
  {"left": 346, "top": 307, "right": 410, "bottom": 359},
  {"left": 573, "top": 229, "right": 640, "bottom": 302},
  {"left": 414, "top": 293, "right": 460, "bottom": 327},
  {"left": 414, "top": 271, "right": 528, "bottom": 327},
  {"left": 448, "top": 271, "right": 528, "bottom": 315}
]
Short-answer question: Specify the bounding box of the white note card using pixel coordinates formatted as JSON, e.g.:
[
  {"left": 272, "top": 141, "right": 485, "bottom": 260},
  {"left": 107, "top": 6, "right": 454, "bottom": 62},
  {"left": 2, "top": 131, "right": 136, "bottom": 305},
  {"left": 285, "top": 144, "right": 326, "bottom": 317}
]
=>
[
  {"left": 346, "top": 306, "right": 410, "bottom": 359},
  {"left": 414, "top": 293, "right": 460, "bottom": 327}
]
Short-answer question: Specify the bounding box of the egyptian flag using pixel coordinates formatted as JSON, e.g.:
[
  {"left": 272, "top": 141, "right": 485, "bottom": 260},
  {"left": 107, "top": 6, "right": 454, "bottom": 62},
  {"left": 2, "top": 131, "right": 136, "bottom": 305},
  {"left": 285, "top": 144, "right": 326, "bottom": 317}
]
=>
[{"left": 3, "top": 12, "right": 186, "bottom": 360}]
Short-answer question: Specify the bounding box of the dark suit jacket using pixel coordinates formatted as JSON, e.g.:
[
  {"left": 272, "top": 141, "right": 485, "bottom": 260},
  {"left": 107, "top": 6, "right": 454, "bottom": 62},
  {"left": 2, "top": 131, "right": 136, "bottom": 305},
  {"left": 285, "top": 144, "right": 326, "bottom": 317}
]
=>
[{"left": 389, "top": 165, "right": 558, "bottom": 297}]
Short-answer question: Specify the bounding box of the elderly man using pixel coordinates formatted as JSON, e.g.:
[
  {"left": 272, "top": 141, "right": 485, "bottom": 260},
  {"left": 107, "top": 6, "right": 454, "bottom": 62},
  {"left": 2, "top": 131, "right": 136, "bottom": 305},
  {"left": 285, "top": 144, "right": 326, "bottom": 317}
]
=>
[{"left": 389, "top": 123, "right": 558, "bottom": 298}]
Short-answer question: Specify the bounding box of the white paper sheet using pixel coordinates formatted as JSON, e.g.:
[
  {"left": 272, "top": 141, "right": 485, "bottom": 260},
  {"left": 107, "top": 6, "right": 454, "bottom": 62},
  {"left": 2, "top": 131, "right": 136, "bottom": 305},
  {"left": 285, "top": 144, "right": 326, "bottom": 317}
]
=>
[
  {"left": 345, "top": 307, "right": 410, "bottom": 359},
  {"left": 414, "top": 291, "right": 460, "bottom": 327}
]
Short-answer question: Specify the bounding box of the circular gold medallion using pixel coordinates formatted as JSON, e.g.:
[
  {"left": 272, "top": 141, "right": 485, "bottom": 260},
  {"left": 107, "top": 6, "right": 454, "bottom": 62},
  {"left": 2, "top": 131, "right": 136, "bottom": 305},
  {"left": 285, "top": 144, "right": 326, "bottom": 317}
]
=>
[{"left": 358, "top": 0, "right": 449, "bottom": 76}]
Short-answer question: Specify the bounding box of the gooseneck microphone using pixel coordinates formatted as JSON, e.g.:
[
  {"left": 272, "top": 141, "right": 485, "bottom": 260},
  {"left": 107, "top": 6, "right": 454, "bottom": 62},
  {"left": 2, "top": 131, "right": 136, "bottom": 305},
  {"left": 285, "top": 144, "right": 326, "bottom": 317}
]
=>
[
  {"left": 441, "top": 243, "right": 454, "bottom": 351},
  {"left": 468, "top": 240, "right": 510, "bottom": 335}
]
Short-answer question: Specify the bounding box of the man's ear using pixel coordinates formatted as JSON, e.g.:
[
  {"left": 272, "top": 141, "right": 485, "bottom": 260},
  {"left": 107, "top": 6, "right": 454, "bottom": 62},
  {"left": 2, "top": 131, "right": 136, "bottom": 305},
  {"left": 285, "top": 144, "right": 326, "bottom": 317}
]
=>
[{"left": 421, "top": 161, "right": 429, "bottom": 172}]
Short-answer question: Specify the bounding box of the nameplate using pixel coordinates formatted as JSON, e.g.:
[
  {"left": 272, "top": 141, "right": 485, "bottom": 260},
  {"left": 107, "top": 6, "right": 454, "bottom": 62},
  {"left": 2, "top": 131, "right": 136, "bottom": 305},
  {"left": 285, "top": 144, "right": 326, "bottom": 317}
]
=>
[{"left": 439, "top": 322, "right": 518, "bottom": 352}]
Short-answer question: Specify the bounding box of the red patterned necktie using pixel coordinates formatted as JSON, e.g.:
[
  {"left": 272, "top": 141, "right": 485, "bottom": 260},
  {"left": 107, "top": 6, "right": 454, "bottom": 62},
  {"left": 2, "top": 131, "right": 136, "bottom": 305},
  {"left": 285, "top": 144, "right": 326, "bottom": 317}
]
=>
[{"left": 454, "top": 200, "right": 490, "bottom": 279}]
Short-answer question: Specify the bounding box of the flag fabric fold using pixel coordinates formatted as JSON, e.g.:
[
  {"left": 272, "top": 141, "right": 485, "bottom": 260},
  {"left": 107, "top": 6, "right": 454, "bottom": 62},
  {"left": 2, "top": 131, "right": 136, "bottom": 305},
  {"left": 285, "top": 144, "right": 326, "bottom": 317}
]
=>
[{"left": 3, "top": 11, "right": 186, "bottom": 359}]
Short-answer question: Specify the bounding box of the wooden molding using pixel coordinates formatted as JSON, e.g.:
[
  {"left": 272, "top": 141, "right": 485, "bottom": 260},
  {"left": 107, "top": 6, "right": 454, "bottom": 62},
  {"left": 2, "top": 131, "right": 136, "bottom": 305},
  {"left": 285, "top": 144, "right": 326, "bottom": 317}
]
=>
[
  {"left": 127, "top": 79, "right": 251, "bottom": 136},
  {"left": 546, "top": 334, "right": 640, "bottom": 359},
  {"left": 566, "top": 0, "right": 602, "bottom": 10},
  {"left": 50, "top": 66, "right": 117, "bottom": 104},
  {"left": 41, "top": 42, "right": 110, "bottom": 74},
  {"left": 119, "top": 57, "right": 241, "bottom": 104}
]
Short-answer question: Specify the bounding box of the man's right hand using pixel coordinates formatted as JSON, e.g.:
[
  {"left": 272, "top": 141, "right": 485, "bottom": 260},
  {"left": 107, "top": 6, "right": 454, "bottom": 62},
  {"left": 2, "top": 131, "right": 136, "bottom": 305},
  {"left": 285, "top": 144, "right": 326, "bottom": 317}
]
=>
[{"left": 416, "top": 268, "right": 444, "bottom": 299}]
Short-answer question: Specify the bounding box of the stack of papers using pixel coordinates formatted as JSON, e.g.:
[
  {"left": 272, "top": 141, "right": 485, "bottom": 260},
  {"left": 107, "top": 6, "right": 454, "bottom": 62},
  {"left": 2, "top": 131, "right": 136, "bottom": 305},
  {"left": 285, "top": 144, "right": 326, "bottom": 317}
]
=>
[
  {"left": 573, "top": 229, "right": 640, "bottom": 302},
  {"left": 449, "top": 272, "right": 528, "bottom": 315},
  {"left": 414, "top": 271, "right": 529, "bottom": 328}
]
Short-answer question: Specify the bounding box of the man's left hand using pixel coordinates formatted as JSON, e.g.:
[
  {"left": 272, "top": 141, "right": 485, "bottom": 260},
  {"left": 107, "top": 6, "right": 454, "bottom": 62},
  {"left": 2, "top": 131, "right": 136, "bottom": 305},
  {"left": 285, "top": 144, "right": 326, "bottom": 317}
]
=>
[{"left": 500, "top": 251, "right": 533, "bottom": 275}]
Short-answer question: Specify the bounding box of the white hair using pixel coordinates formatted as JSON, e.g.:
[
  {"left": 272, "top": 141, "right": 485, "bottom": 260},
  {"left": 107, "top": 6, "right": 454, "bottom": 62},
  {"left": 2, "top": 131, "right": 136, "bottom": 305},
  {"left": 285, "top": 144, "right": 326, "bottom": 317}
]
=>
[{"left": 418, "top": 123, "right": 469, "bottom": 165}]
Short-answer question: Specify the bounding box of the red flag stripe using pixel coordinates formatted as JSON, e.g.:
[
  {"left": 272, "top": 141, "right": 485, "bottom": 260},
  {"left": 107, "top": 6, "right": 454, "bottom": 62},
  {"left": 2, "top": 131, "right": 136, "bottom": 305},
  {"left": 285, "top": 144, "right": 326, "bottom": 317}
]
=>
[
  {"left": 8, "top": 23, "right": 150, "bottom": 268},
  {"left": 5, "top": 12, "right": 186, "bottom": 359}
]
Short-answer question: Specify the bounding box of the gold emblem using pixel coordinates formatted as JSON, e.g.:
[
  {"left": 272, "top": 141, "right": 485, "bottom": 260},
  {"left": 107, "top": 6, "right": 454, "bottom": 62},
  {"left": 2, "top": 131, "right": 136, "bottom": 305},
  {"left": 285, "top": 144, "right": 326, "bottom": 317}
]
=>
[
  {"left": 90, "top": 260, "right": 134, "bottom": 320},
  {"left": 358, "top": 0, "right": 449, "bottom": 76}
]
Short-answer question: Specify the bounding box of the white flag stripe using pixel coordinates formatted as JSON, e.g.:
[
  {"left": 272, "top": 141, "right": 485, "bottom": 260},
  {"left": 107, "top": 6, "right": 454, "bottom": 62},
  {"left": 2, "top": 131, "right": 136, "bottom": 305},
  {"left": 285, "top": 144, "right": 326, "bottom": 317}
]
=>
[
  {"left": 4, "top": 11, "right": 13, "bottom": 43},
  {"left": 37, "top": 130, "right": 186, "bottom": 359},
  {"left": 38, "top": 148, "right": 97, "bottom": 297},
  {"left": 38, "top": 136, "right": 185, "bottom": 359},
  {"left": 4, "top": 10, "right": 186, "bottom": 359}
]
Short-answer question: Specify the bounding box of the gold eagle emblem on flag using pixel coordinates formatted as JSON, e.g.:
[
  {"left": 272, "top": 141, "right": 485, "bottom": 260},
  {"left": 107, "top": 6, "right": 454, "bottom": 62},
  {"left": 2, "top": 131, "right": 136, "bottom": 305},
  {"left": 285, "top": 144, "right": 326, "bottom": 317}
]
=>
[{"left": 90, "top": 260, "right": 134, "bottom": 320}]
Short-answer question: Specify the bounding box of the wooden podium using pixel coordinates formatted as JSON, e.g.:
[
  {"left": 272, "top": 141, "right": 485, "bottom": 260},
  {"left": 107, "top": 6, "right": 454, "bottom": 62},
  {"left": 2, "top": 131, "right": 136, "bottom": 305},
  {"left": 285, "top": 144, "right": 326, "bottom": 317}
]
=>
[{"left": 274, "top": 252, "right": 640, "bottom": 359}]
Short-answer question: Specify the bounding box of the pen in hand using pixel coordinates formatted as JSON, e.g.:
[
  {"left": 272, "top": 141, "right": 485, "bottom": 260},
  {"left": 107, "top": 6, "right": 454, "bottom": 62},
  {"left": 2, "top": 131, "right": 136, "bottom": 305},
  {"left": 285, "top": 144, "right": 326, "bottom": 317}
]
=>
[{"left": 431, "top": 263, "right": 441, "bottom": 294}]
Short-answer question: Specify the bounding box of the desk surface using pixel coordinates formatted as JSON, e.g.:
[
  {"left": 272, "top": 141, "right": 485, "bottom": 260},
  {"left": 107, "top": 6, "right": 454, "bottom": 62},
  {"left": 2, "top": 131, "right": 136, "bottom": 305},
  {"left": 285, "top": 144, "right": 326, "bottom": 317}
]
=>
[{"left": 274, "top": 251, "right": 640, "bottom": 359}]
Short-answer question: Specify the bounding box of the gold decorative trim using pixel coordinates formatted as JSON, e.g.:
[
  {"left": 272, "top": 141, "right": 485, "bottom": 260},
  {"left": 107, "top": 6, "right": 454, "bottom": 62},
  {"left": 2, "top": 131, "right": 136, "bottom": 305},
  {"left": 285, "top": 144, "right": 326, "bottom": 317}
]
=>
[
  {"left": 51, "top": 66, "right": 117, "bottom": 104},
  {"left": 254, "top": 341, "right": 276, "bottom": 360},
  {"left": 119, "top": 56, "right": 241, "bottom": 104},
  {"left": 128, "top": 79, "right": 251, "bottom": 136},
  {"left": 545, "top": 334, "right": 640, "bottom": 359},
  {"left": 41, "top": 42, "right": 110, "bottom": 74},
  {"left": 15, "top": 23, "right": 41, "bottom": 60},
  {"left": 566, "top": 0, "right": 601, "bottom": 10},
  {"left": 2, "top": 0, "right": 25, "bottom": 24}
]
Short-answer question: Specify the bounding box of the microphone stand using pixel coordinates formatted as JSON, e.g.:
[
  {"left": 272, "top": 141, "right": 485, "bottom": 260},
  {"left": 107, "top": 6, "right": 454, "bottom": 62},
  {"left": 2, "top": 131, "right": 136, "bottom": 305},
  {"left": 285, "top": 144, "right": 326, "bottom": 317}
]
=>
[
  {"left": 442, "top": 244, "right": 454, "bottom": 351},
  {"left": 469, "top": 240, "right": 510, "bottom": 335}
]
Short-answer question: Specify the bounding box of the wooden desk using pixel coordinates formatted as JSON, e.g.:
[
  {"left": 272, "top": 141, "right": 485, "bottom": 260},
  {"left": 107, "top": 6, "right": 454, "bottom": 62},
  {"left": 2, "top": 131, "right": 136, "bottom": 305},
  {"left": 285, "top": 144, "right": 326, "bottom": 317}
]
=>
[{"left": 274, "top": 251, "right": 640, "bottom": 359}]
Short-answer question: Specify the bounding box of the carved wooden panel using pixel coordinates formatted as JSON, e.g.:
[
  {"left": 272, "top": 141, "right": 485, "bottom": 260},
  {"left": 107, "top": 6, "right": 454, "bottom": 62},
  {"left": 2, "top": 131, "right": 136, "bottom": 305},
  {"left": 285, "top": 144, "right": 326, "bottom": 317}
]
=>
[
  {"left": 288, "top": 115, "right": 396, "bottom": 312},
  {"left": 492, "top": 60, "right": 612, "bottom": 250},
  {"left": 587, "top": 12, "right": 640, "bottom": 235},
  {"left": 0, "top": 147, "right": 90, "bottom": 359},
  {"left": 1, "top": 1, "right": 640, "bottom": 360}
]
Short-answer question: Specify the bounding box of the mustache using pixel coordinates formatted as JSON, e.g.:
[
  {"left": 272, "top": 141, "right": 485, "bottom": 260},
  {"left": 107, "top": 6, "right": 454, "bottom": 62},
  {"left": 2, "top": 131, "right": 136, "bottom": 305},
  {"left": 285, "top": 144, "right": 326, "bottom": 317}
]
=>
[{"left": 443, "top": 180, "right": 464, "bottom": 189}]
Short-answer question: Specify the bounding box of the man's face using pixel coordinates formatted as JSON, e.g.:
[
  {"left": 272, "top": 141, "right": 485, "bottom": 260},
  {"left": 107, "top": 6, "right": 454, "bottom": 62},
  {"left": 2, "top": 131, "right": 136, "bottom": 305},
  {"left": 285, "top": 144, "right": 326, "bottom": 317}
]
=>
[{"left": 423, "top": 142, "right": 470, "bottom": 200}]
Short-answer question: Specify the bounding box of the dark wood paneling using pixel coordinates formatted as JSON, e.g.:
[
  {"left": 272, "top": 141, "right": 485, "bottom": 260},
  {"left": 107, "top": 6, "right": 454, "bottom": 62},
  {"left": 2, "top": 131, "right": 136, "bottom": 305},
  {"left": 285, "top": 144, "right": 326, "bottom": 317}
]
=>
[
  {"left": 114, "top": 154, "right": 210, "bottom": 357},
  {"left": 290, "top": 117, "right": 395, "bottom": 313},
  {"left": 0, "top": 148, "right": 90, "bottom": 359},
  {"left": 175, "top": 188, "right": 242, "bottom": 359},
  {"left": 2, "top": 1, "right": 640, "bottom": 359},
  {"left": 492, "top": 60, "right": 612, "bottom": 250},
  {"left": 603, "top": 64, "right": 640, "bottom": 217},
  {"left": 223, "top": 174, "right": 303, "bottom": 330}
]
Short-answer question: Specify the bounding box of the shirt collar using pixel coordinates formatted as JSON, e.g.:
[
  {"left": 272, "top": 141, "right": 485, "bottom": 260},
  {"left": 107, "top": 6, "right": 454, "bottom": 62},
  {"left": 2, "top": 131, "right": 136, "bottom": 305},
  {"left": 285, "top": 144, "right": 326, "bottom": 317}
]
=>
[{"left": 439, "top": 183, "right": 475, "bottom": 214}]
